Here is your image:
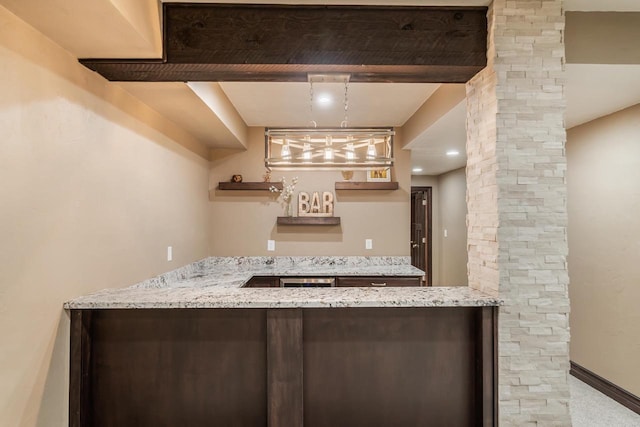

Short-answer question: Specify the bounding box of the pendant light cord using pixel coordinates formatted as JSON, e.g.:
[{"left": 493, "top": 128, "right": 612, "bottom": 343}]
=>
[
  {"left": 309, "top": 80, "right": 317, "bottom": 128},
  {"left": 341, "top": 78, "right": 349, "bottom": 128}
]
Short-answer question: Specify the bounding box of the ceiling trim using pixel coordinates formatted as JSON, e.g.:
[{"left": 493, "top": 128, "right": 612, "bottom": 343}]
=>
[{"left": 80, "top": 3, "right": 488, "bottom": 83}]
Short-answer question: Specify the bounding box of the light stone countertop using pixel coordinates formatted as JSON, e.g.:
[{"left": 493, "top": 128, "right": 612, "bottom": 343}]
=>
[{"left": 64, "top": 256, "right": 501, "bottom": 309}]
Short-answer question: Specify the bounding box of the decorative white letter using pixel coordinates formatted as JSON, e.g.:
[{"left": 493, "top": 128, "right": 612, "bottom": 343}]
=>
[
  {"left": 298, "top": 192, "right": 310, "bottom": 216},
  {"left": 310, "top": 192, "right": 321, "bottom": 213},
  {"left": 322, "top": 192, "right": 334, "bottom": 215}
]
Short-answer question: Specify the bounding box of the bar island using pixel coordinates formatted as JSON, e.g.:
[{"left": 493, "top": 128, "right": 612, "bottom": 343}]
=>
[{"left": 65, "top": 257, "right": 501, "bottom": 427}]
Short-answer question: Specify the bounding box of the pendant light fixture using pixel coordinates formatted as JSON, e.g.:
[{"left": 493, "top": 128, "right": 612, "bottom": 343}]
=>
[{"left": 265, "top": 74, "right": 394, "bottom": 169}]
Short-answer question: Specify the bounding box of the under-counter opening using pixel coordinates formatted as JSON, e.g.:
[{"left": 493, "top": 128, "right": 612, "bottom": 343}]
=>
[{"left": 279, "top": 277, "right": 336, "bottom": 288}]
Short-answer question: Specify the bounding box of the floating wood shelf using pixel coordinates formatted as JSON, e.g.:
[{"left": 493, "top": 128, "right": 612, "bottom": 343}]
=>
[
  {"left": 335, "top": 182, "right": 399, "bottom": 190},
  {"left": 277, "top": 217, "right": 341, "bottom": 226},
  {"left": 218, "top": 182, "right": 282, "bottom": 191}
]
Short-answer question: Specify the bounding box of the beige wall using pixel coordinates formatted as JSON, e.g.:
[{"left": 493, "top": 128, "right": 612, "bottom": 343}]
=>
[
  {"left": 566, "top": 12, "right": 640, "bottom": 64},
  {"left": 438, "top": 168, "right": 468, "bottom": 286},
  {"left": 567, "top": 103, "right": 640, "bottom": 396},
  {"left": 0, "top": 7, "right": 210, "bottom": 426},
  {"left": 209, "top": 128, "right": 411, "bottom": 256}
]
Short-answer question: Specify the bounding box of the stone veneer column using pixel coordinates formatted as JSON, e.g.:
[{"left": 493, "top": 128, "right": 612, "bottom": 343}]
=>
[{"left": 466, "top": 0, "right": 571, "bottom": 425}]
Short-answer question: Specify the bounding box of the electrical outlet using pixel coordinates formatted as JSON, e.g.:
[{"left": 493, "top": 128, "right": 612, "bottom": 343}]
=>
[
  {"left": 267, "top": 240, "right": 276, "bottom": 251},
  {"left": 167, "top": 246, "right": 173, "bottom": 261},
  {"left": 365, "top": 239, "right": 373, "bottom": 250}
]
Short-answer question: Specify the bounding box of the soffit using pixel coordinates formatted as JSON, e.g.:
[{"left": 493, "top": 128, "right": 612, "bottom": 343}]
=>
[
  {"left": 566, "top": 64, "right": 640, "bottom": 129},
  {"left": 219, "top": 82, "right": 440, "bottom": 127}
]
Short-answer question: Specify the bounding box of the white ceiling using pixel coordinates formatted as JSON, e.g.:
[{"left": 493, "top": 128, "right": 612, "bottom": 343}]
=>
[
  {"left": 409, "top": 102, "right": 468, "bottom": 176},
  {"left": 2, "top": 0, "right": 639, "bottom": 176},
  {"left": 407, "top": 64, "right": 640, "bottom": 175},
  {"left": 117, "top": 82, "right": 247, "bottom": 149},
  {"left": 565, "top": 64, "right": 640, "bottom": 128},
  {"left": 219, "top": 82, "right": 439, "bottom": 128}
]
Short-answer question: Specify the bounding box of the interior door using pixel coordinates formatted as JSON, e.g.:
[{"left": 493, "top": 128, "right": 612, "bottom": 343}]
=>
[{"left": 411, "top": 187, "right": 432, "bottom": 286}]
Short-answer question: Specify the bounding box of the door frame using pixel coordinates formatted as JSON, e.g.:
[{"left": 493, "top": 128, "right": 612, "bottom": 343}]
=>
[{"left": 411, "top": 186, "right": 433, "bottom": 286}]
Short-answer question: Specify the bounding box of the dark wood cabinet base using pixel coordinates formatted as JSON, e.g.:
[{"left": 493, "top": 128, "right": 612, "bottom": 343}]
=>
[
  {"left": 245, "top": 276, "right": 423, "bottom": 288},
  {"left": 71, "top": 309, "right": 267, "bottom": 427},
  {"left": 70, "top": 307, "right": 497, "bottom": 426}
]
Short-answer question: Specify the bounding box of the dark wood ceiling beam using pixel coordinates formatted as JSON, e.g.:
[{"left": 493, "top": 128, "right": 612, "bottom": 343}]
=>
[
  {"left": 79, "top": 62, "right": 485, "bottom": 83},
  {"left": 80, "top": 4, "right": 488, "bottom": 83}
]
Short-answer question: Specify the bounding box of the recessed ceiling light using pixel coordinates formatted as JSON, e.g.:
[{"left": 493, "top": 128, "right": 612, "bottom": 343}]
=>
[
  {"left": 446, "top": 150, "right": 460, "bottom": 156},
  {"left": 317, "top": 95, "right": 332, "bottom": 106},
  {"left": 412, "top": 167, "right": 423, "bottom": 173}
]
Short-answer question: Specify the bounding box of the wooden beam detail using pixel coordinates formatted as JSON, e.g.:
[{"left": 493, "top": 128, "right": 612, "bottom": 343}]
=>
[
  {"left": 267, "top": 309, "right": 304, "bottom": 427},
  {"left": 165, "top": 5, "right": 487, "bottom": 66},
  {"left": 69, "top": 310, "right": 92, "bottom": 427},
  {"left": 477, "top": 306, "right": 498, "bottom": 427},
  {"left": 80, "top": 4, "right": 487, "bottom": 83}
]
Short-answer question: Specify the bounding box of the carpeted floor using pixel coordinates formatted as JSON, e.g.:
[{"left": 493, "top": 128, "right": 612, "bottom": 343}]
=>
[{"left": 570, "top": 376, "right": 640, "bottom": 426}]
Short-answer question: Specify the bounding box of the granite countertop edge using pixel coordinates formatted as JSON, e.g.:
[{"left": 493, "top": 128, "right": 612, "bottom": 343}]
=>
[{"left": 64, "top": 256, "right": 502, "bottom": 309}]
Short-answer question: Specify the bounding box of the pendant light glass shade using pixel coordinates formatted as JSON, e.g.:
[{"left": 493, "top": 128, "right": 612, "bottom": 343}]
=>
[
  {"left": 302, "top": 143, "right": 312, "bottom": 162},
  {"left": 324, "top": 147, "right": 334, "bottom": 161},
  {"left": 280, "top": 141, "right": 291, "bottom": 159},
  {"left": 346, "top": 143, "right": 355, "bottom": 162},
  {"left": 366, "top": 141, "right": 377, "bottom": 159}
]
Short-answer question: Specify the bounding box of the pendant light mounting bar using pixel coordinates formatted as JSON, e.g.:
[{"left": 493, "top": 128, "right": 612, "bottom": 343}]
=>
[{"left": 308, "top": 74, "right": 351, "bottom": 84}]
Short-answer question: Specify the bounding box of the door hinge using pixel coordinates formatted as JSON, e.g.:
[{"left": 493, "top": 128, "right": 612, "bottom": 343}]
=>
[
  {"left": 422, "top": 237, "right": 426, "bottom": 244},
  {"left": 422, "top": 199, "right": 427, "bottom": 206}
]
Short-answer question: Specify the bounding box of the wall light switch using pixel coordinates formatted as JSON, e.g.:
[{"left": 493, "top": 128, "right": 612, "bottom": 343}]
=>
[
  {"left": 167, "top": 246, "right": 173, "bottom": 261},
  {"left": 267, "top": 240, "right": 276, "bottom": 251},
  {"left": 365, "top": 239, "right": 373, "bottom": 250},
  {"left": 444, "top": 229, "right": 448, "bottom": 238}
]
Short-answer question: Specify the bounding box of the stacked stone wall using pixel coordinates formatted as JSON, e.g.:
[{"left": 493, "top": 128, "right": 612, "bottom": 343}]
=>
[{"left": 466, "top": 0, "right": 571, "bottom": 424}]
